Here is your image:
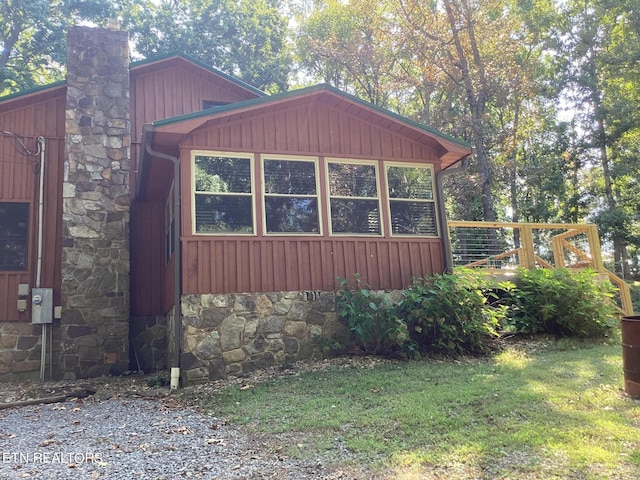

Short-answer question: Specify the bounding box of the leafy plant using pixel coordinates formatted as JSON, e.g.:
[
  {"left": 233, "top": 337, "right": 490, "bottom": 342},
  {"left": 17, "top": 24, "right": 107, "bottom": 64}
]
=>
[
  {"left": 336, "top": 274, "right": 416, "bottom": 358},
  {"left": 508, "top": 268, "right": 618, "bottom": 337},
  {"left": 399, "top": 270, "right": 505, "bottom": 355},
  {"left": 145, "top": 372, "right": 169, "bottom": 388}
]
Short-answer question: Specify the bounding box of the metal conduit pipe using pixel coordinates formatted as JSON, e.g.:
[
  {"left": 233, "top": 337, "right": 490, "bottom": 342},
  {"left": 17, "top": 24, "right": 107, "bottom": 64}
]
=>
[
  {"left": 35, "top": 136, "right": 49, "bottom": 381},
  {"left": 435, "top": 154, "right": 471, "bottom": 273},
  {"left": 144, "top": 137, "right": 182, "bottom": 389}
]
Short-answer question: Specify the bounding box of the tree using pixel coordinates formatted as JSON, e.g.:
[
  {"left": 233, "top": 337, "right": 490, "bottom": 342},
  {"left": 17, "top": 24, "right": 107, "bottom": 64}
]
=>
[
  {"left": 295, "top": 0, "right": 407, "bottom": 108},
  {"left": 121, "top": 0, "right": 292, "bottom": 92},
  {"left": 0, "top": 0, "right": 115, "bottom": 94},
  {"left": 556, "top": 0, "right": 640, "bottom": 278}
]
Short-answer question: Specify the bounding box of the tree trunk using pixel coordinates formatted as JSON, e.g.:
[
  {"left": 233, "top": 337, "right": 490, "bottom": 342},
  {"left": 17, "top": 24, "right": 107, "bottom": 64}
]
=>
[{"left": 443, "top": 0, "right": 496, "bottom": 223}]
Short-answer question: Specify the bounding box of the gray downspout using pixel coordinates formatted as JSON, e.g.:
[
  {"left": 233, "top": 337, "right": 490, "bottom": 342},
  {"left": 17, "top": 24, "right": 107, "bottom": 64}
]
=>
[
  {"left": 144, "top": 133, "right": 182, "bottom": 388},
  {"left": 436, "top": 155, "right": 471, "bottom": 273}
]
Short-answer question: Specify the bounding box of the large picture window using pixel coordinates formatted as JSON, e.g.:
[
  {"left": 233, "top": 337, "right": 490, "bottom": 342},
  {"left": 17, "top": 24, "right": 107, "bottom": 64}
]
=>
[
  {"left": 263, "top": 157, "right": 320, "bottom": 234},
  {"left": 328, "top": 161, "right": 381, "bottom": 235},
  {"left": 386, "top": 165, "right": 438, "bottom": 236},
  {"left": 193, "top": 153, "right": 254, "bottom": 234},
  {"left": 0, "top": 202, "right": 29, "bottom": 271}
]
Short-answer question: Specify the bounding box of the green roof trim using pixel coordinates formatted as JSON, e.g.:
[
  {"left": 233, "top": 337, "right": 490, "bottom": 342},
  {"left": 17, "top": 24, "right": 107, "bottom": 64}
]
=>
[
  {"left": 0, "top": 80, "right": 66, "bottom": 103},
  {"left": 153, "top": 83, "right": 471, "bottom": 149},
  {"left": 1, "top": 52, "right": 265, "bottom": 103},
  {"left": 130, "top": 52, "right": 266, "bottom": 97}
]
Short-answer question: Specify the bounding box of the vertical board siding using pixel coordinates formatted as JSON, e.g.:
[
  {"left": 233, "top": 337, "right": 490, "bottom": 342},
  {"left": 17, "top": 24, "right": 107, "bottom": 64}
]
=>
[
  {"left": 130, "top": 61, "right": 262, "bottom": 314},
  {"left": 184, "top": 103, "right": 437, "bottom": 162},
  {"left": 0, "top": 91, "right": 65, "bottom": 321},
  {"left": 0, "top": 273, "right": 30, "bottom": 321},
  {"left": 183, "top": 238, "right": 443, "bottom": 294},
  {"left": 130, "top": 200, "right": 166, "bottom": 315}
]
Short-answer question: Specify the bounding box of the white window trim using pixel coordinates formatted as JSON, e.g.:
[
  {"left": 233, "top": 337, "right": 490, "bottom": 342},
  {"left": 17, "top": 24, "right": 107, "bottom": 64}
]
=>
[
  {"left": 325, "top": 158, "right": 383, "bottom": 237},
  {"left": 191, "top": 150, "right": 256, "bottom": 236},
  {"left": 384, "top": 162, "right": 439, "bottom": 238},
  {"left": 262, "top": 154, "right": 322, "bottom": 236}
]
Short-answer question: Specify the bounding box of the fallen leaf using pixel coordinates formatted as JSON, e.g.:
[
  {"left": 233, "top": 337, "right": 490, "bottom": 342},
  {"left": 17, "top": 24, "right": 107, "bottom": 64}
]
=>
[{"left": 206, "top": 438, "right": 226, "bottom": 446}]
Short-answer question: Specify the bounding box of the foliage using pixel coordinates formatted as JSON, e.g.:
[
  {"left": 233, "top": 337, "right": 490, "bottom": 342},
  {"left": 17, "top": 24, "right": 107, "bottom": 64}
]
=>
[
  {"left": 398, "top": 270, "right": 504, "bottom": 355},
  {"left": 145, "top": 372, "right": 169, "bottom": 388},
  {"left": 0, "top": 0, "right": 115, "bottom": 94},
  {"left": 507, "top": 268, "right": 618, "bottom": 337},
  {"left": 121, "top": 0, "right": 292, "bottom": 92},
  {"left": 336, "top": 275, "right": 415, "bottom": 357}
]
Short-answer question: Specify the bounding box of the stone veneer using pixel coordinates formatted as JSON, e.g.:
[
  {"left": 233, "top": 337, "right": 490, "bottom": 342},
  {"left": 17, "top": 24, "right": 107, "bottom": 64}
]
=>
[
  {"left": 130, "top": 315, "right": 167, "bottom": 373},
  {"left": 58, "top": 26, "right": 131, "bottom": 378},
  {"left": 179, "top": 291, "right": 350, "bottom": 385},
  {"left": 0, "top": 323, "right": 43, "bottom": 381}
]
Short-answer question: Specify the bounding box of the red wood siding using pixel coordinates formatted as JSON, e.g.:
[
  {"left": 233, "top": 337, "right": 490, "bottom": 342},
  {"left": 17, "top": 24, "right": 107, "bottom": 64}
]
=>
[
  {"left": 0, "top": 93, "right": 65, "bottom": 321},
  {"left": 182, "top": 237, "right": 443, "bottom": 294},
  {"left": 177, "top": 97, "right": 446, "bottom": 296},
  {"left": 129, "top": 62, "right": 260, "bottom": 199},
  {"left": 182, "top": 102, "right": 439, "bottom": 161},
  {"left": 130, "top": 200, "right": 166, "bottom": 315},
  {"left": 130, "top": 61, "right": 260, "bottom": 315}
]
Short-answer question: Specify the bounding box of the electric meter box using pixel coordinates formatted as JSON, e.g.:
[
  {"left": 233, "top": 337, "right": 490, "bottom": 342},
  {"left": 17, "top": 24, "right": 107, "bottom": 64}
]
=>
[{"left": 31, "top": 288, "right": 53, "bottom": 324}]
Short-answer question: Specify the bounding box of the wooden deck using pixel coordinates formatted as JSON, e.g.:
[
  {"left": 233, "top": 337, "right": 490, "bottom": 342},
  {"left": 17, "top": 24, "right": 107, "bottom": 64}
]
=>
[{"left": 447, "top": 221, "right": 633, "bottom": 316}]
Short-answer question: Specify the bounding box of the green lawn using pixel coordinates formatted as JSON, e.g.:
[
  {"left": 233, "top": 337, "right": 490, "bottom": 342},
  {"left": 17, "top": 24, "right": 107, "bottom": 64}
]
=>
[{"left": 201, "top": 338, "right": 640, "bottom": 479}]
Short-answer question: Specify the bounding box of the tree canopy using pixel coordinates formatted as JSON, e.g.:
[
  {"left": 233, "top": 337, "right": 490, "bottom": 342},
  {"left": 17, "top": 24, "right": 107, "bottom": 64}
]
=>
[{"left": 1, "top": 0, "right": 115, "bottom": 94}]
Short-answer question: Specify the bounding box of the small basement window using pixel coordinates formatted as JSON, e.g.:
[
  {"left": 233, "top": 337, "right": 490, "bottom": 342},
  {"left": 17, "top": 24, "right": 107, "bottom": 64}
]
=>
[
  {"left": 0, "top": 202, "right": 29, "bottom": 271},
  {"left": 386, "top": 164, "right": 438, "bottom": 236},
  {"left": 193, "top": 153, "right": 254, "bottom": 234}
]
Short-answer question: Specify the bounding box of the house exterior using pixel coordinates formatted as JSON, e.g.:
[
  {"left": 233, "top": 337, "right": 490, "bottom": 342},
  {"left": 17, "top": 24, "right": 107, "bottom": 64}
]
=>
[{"left": 0, "top": 26, "right": 470, "bottom": 384}]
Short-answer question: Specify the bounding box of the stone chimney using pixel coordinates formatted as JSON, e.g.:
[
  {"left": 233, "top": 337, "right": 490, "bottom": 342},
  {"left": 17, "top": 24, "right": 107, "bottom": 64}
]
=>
[{"left": 59, "top": 26, "right": 131, "bottom": 378}]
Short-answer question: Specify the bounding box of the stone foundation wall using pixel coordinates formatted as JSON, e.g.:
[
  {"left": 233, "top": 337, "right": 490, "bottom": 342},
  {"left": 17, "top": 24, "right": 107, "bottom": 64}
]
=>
[
  {"left": 130, "top": 315, "right": 167, "bottom": 373},
  {"left": 0, "top": 323, "right": 43, "bottom": 381},
  {"left": 179, "top": 291, "right": 349, "bottom": 385}
]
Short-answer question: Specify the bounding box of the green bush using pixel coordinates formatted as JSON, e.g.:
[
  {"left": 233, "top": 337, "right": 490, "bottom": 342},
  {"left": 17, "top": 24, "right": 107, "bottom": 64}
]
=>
[
  {"left": 507, "top": 268, "right": 618, "bottom": 337},
  {"left": 336, "top": 275, "right": 416, "bottom": 357},
  {"left": 398, "top": 270, "right": 504, "bottom": 356}
]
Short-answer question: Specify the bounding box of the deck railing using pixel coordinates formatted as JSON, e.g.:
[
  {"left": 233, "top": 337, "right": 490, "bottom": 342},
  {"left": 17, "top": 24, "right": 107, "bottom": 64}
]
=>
[{"left": 447, "top": 221, "right": 634, "bottom": 316}]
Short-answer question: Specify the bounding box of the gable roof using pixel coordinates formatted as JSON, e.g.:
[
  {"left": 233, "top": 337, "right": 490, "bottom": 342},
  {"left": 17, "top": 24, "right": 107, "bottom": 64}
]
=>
[
  {"left": 0, "top": 52, "right": 265, "bottom": 109},
  {"left": 130, "top": 52, "right": 266, "bottom": 98},
  {"left": 0, "top": 81, "right": 66, "bottom": 111},
  {"left": 149, "top": 83, "right": 472, "bottom": 166}
]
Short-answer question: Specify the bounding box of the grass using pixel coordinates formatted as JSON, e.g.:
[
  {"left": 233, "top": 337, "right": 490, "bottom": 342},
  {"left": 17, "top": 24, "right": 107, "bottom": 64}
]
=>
[{"left": 202, "top": 338, "right": 640, "bottom": 479}]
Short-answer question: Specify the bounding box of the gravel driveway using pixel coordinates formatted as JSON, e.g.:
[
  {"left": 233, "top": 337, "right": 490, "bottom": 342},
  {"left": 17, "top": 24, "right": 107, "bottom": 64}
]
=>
[{"left": 0, "top": 395, "right": 377, "bottom": 479}]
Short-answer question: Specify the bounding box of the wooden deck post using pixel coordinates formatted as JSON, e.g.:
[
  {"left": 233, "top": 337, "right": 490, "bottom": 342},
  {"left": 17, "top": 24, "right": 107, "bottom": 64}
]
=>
[{"left": 520, "top": 224, "right": 536, "bottom": 269}]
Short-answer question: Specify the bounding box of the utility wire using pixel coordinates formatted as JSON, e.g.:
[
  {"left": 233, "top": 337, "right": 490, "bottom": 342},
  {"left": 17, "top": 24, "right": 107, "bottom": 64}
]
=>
[{"left": 1, "top": 130, "right": 41, "bottom": 156}]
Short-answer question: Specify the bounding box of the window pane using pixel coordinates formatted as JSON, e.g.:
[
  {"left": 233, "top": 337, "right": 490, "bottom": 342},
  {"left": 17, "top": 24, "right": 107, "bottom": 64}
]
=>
[
  {"left": 387, "top": 166, "right": 434, "bottom": 200},
  {"left": 264, "top": 160, "right": 316, "bottom": 195},
  {"left": 329, "top": 163, "right": 378, "bottom": 197},
  {"left": 265, "top": 197, "right": 319, "bottom": 233},
  {"left": 0, "top": 203, "right": 29, "bottom": 271},
  {"left": 390, "top": 201, "right": 437, "bottom": 236},
  {"left": 331, "top": 199, "right": 380, "bottom": 234},
  {"left": 195, "top": 155, "right": 251, "bottom": 193},
  {"left": 195, "top": 195, "right": 253, "bottom": 233}
]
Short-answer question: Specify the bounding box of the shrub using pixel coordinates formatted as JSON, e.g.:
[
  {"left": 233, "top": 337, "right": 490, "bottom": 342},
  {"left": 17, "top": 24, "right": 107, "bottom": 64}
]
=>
[
  {"left": 336, "top": 275, "right": 416, "bottom": 357},
  {"left": 508, "top": 268, "right": 618, "bottom": 337},
  {"left": 398, "top": 270, "right": 504, "bottom": 355}
]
